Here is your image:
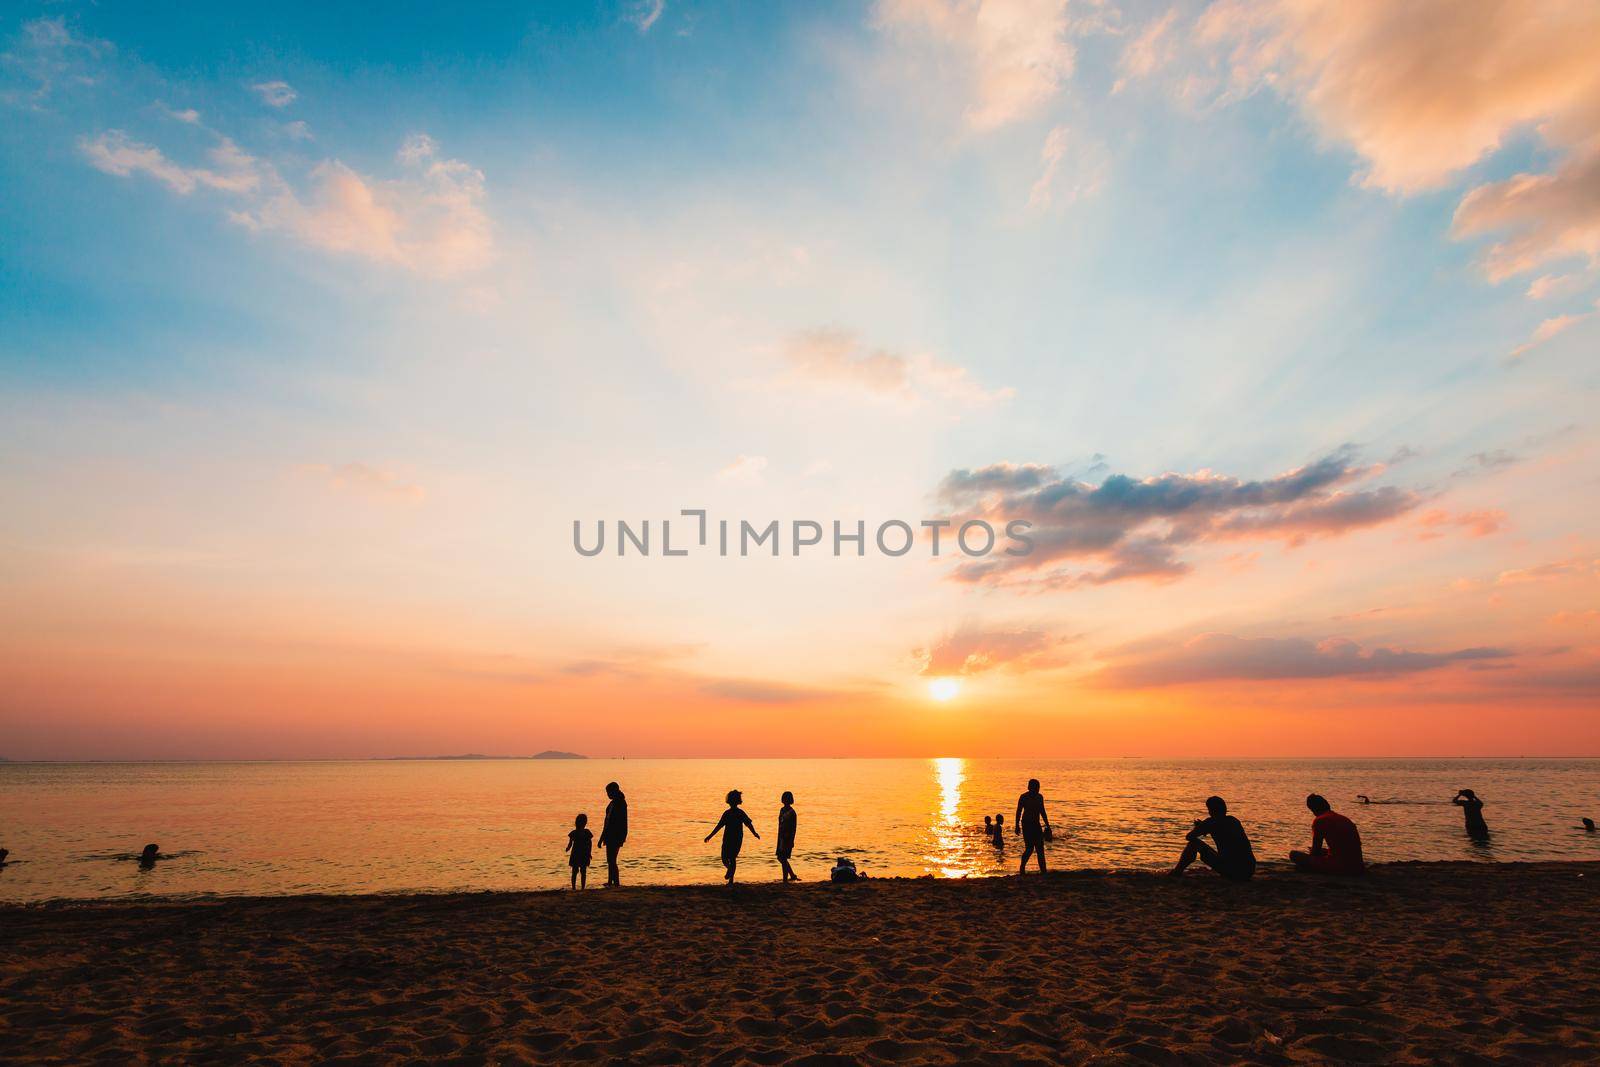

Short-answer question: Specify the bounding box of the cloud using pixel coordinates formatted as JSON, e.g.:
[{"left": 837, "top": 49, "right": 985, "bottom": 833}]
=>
[
  {"left": 1508, "top": 311, "right": 1592, "bottom": 361},
  {"left": 1113, "top": 8, "right": 1178, "bottom": 93},
  {"left": 936, "top": 447, "right": 1422, "bottom": 588},
  {"left": 82, "top": 125, "right": 491, "bottom": 276},
  {"left": 251, "top": 80, "right": 296, "bottom": 108},
  {"left": 1096, "top": 632, "right": 1513, "bottom": 688},
  {"left": 1, "top": 17, "right": 112, "bottom": 108},
  {"left": 626, "top": 0, "right": 666, "bottom": 33},
  {"left": 1027, "top": 124, "right": 1106, "bottom": 210},
  {"left": 1526, "top": 273, "right": 1583, "bottom": 301},
  {"left": 874, "top": 0, "right": 1076, "bottom": 130},
  {"left": 1495, "top": 556, "right": 1599, "bottom": 586},
  {"left": 697, "top": 678, "right": 840, "bottom": 704},
  {"left": 915, "top": 625, "right": 1073, "bottom": 676},
  {"left": 301, "top": 462, "right": 425, "bottom": 502},
  {"left": 80, "top": 130, "right": 261, "bottom": 194},
  {"left": 783, "top": 329, "right": 1013, "bottom": 408},
  {"left": 1186, "top": 0, "right": 1600, "bottom": 283},
  {"left": 1416, "top": 508, "right": 1507, "bottom": 540},
  {"left": 716, "top": 455, "right": 768, "bottom": 485}
]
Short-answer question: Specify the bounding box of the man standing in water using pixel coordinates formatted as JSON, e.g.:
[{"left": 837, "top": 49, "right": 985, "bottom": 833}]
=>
[
  {"left": 1014, "top": 778, "right": 1052, "bottom": 874},
  {"left": 598, "top": 781, "right": 628, "bottom": 887}
]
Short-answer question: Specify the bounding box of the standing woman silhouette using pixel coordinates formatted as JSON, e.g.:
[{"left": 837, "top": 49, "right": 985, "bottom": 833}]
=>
[
  {"left": 705, "top": 789, "right": 759, "bottom": 884},
  {"left": 598, "top": 782, "right": 628, "bottom": 886}
]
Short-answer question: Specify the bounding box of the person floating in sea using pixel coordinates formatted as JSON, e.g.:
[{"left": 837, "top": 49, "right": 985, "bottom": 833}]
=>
[
  {"left": 566, "top": 813, "right": 593, "bottom": 890},
  {"left": 992, "top": 813, "right": 1005, "bottom": 847},
  {"left": 1169, "top": 796, "right": 1256, "bottom": 882},
  {"left": 1290, "top": 794, "right": 1365, "bottom": 875},
  {"left": 598, "top": 781, "right": 628, "bottom": 887},
  {"left": 1453, "top": 789, "right": 1490, "bottom": 840},
  {"left": 1584, "top": 818, "right": 1596, "bottom": 833},
  {"left": 138, "top": 843, "right": 161, "bottom": 870},
  {"left": 705, "top": 789, "right": 759, "bottom": 885},
  {"left": 776, "top": 791, "right": 800, "bottom": 882},
  {"left": 1014, "top": 779, "right": 1052, "bottom": 874}
]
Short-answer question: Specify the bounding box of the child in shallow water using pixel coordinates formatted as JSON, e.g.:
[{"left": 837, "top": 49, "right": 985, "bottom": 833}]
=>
[
  {"left": 566, "top": 814, "right": 593, "bottom": 890},
  {"left": 705, "top": 789, "right": 759, "bottom": 884}
]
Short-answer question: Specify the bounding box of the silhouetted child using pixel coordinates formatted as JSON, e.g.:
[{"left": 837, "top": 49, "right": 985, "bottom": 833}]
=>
[
  {"left": 777, "top": 791, "right": 799, "bottom": 882},
  {"left": 983, "top": 815, "right": 993, "bottom": 840},
  {"left": 705, "top": 789, "right": 758, "bottom": 884},
  {"left": 566, "top": 814, "right": 593, "bottom": 889},
  {"left": 991, "top": 813, "right": 1005, "bottom": 847}
]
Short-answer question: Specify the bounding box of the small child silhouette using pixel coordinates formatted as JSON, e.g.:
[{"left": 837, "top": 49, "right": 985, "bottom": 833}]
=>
[
  {"left": 705, "top": 789, "right": 759, "bottom": 885},
  {"left": 992, "top": 813, "right": 1005, "bottom": 847},
  {"left": 566, "top": 814, "right": 593, "bottom": 889}
]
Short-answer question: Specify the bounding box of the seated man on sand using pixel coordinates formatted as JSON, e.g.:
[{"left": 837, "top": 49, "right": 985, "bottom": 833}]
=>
[
  {"left": 1290, "top": 794, "right": 1365, "bottom": 875},
  {"left": 1169, "top": 796, "right": 1255, "bottom": 881}
]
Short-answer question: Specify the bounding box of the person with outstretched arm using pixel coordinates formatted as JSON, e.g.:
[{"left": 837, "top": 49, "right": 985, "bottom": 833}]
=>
[
  {"left": 1289, "top": 794, "right": 1365, "bottom": 875},
  {"left": 705, "top": 789, "right": 759, "bottom": 885}
]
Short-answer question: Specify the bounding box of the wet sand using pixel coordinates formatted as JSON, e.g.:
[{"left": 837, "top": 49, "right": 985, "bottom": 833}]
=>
[{"left": 4, "top": 862, "right": 1598, "bottom": 1064}]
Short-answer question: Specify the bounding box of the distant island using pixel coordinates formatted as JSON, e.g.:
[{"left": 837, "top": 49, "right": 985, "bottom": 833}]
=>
[{"left": 380, "top": 751, "right": 587, "bottom": 761}]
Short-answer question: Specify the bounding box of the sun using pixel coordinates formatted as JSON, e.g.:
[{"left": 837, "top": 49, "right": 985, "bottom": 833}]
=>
[{"left": 928, "top": 677, "right": 961, "bottom": 702}]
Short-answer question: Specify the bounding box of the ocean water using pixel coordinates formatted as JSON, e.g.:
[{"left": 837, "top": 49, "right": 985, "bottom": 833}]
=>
[{"left": 2, "top": 758, "right": 1597, "bottom": 901}]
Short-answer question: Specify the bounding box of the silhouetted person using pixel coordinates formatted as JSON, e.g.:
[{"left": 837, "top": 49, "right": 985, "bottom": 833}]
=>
[
  {"left": 992, "top": 813, "right": 1005, "bottom": 847},
  {"left": 776, "top": 791, "right": 799, "bottom": 882},
  {"left": 139, "top": 843, "right": 160, "bottom": 870},
  {"left": 705, "top": 789, "right": 758, "bottom": 884},
  {"left": 1584, "top": 818, "right": 1596, "bottom": 832},
  {"left": 1015, "top": 779, "right": 1051, "bottom": 873},
  {"left": 1169, "top": 796, "right": 1256, "bottom": 881},
  {"left": 1290, "top": 794, "right": 1365, "bottom": 875},
  {"left": 1357, "top": 794, "right": 1371, "bottom": 804},
  {"left": 0, "top": 848, "right": 9, "bottom": 866},
  {"left": 566, "top": 813, "right": 593, "bottom": 890},
  {"left": 983, "top": 815, "right": 993, "bottom": 840},
  {"left": 830, "top": 857, "right": 859, "bottom": 883},
  {"left": 598, "top": 782, "right": 628, "bottom": 887},
  {"left": 1453, "top": 789, "right": 1490, "bottom": 840}
]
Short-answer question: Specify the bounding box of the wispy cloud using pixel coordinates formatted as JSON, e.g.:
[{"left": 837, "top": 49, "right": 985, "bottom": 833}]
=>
[
  {"left": 1096, "top": 632, "right": 1513, "bottom": 688},
  {"left": 1508, "top": 311, "right": 1592, "bottom": 362},
  {"left": 783, "top": 329, "right": 1013, "bottom": 409},
  {"left": 251, "top": 80, "right": 297, "bottom": 108},
  {"left": 300, "top": 462, "right": 425, "bottom": 502},
  {"left": 81, "top": 124, "right": 491, "bottom": 275},
  {"left": 1154, "top": 0, "right": 1600, "bottom": 285},
  {"left": 2, "top": 17, "right": 113, "bottom": 108},
  {"left": 1027, "top": 124, "right": 1106, "bottom": 211},
  {"left": 936, "top": 447, "right": 1422, "bottom": 589},
  {"left": 716, "top": 455, "right": 769, "bottom": 486},
  {"left": 626, "top": 0, "right": 666, "bottom": 34},
  {"left": 874, "top": 0, "right": 1076, "bottom": 130},
  {"left": 915, "top": 625, "right": 1073, "bottom": 676}
]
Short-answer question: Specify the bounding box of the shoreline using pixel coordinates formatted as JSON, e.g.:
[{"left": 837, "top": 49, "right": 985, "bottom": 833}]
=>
[
  {"left": 0, "top": 857, "right": 1590, "bottom": 909},
  {"left": 6, "top": 862, "right": 1599, "bottom": 1063}
]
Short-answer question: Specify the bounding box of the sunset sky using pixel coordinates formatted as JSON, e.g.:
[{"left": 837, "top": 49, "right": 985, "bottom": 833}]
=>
[{"left": 2, "top": 0, "right": 1597, "bottom": 759}]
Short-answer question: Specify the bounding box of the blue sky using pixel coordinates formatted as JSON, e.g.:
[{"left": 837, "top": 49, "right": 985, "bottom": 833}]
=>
[{"left": 2, "top": 0, "right": 1597, "bottom": 758}]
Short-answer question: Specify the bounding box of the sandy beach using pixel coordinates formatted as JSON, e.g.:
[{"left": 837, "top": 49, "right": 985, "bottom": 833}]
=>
[{"left": 5, "top": 862, "right": 1599, "bottom": 1064}]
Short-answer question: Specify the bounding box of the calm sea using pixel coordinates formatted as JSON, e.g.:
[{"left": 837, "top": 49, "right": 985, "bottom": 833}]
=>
[{"left": 2, "top": 758, "right": 1597, "bottom": 901}]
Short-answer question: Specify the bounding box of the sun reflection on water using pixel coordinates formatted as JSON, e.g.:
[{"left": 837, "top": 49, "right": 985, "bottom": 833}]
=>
[{"left": 929, "top": 757, "right": 973, "bottom": 877}]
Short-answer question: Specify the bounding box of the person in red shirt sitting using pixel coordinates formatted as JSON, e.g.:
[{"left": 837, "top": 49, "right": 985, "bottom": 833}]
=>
[{"left": 1290, "top": 793, "right": 1365, "bottom": 875}]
